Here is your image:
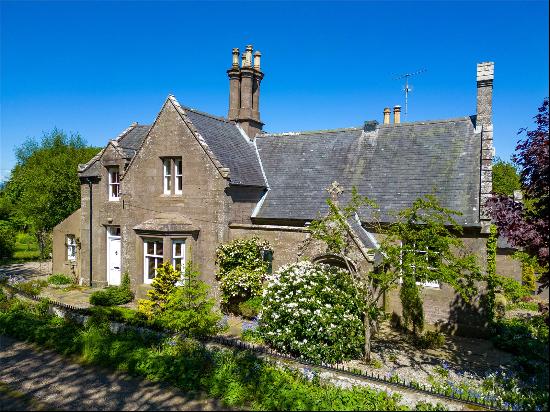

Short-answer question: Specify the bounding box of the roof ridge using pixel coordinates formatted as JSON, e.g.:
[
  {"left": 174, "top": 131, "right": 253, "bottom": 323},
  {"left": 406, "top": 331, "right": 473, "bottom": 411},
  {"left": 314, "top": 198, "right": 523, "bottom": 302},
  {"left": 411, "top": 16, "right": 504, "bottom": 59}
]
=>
[
  {"left": 79, "top": 123, "right": 139, "bottom": 172},
  {"left": 259, "top": 126, "right": 362, "bottom": 138},
  {"left": 379, "top": 116, "right": 474, "bottom": 127},
  {"left": 180, "top": 105, "right": 230, "bottom": 123}
]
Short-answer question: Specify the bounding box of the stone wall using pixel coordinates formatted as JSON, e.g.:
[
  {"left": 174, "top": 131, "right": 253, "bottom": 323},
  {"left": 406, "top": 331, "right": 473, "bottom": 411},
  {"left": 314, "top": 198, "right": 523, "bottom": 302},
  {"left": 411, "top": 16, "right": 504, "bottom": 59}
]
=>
[
  {"left": 52, "top": 208, "right": 81, "bottom": 280},
  {"left": 78, "top": 100, "right": 234, "bottom": 302}
]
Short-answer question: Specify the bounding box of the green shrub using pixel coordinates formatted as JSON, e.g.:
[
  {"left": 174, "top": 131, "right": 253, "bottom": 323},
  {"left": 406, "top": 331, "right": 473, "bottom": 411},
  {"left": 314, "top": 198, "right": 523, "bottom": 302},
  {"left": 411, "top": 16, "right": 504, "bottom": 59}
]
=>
[
  {"left": 260, "top": 261, "right": 364, "bottom": 363},
  {"left": 215, "top": 237, "right": 272, "bottom": 312},
  {"left": 16, "top": 279, "right": 48, "bottom": 296},
  {"left": 48, "top": 273, "right": 73, "bottom": 285},
  {"left": 89, "top": 273, "right": 134, "bottom": 306},
  {"left": 238, "top": 296, "right": 262, "bottom": 319},
  {"left": 413, "top": 330, "right": 446, "bottom": 349},
  {"left": 220, "top": 266, "right": 264, "bottom": 305},
  {"left": 156, "top": 264, "right": 223, "bottom": 337},
  {"left": 241, "top": 328, "right": 265, "bottom": 345},
  {"left": 137, "top": 263, "right": 180, "bottom": 316},
  {"left": 89, "top": 287, "right": 133, "bottom": 306},
  {"left": 498, "top": 275, "right": 531, "bottom": 303},
  {"left": 492, "top": 315, "right": 549, "bottom": 360},
  {"left": 0, "top": 221, "right": 16, "bottom": 259}
]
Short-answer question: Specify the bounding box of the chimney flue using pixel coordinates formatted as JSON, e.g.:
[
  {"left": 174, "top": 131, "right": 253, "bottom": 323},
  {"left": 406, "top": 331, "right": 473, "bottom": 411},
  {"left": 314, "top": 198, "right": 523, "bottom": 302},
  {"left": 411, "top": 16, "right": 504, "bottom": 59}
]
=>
[
  {"left": 393, "top": 105, "right": 401, "bottom": 124},
  {"left": 476, "top": 62, "right": 494, "bottom": 127},
  {"left": 227, "top": 48, "right": 241, "bottom": 120},
  {"left": 383, "top": 107, "right": 391, "bottom": 124}
]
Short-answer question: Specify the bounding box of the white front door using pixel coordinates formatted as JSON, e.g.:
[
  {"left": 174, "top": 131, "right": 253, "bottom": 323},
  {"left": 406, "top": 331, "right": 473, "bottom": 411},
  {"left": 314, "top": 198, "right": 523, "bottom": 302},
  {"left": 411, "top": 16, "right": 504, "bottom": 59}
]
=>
[{"left": 108, "top": 237, "right": 121, "bottom": 285}]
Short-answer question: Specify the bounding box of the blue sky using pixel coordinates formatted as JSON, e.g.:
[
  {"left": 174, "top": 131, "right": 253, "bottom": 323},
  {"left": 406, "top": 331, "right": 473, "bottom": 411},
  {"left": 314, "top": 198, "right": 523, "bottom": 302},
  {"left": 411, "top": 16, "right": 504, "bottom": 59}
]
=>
[{"left": 1, "top": 0, "right": 548, "bottom": 182}]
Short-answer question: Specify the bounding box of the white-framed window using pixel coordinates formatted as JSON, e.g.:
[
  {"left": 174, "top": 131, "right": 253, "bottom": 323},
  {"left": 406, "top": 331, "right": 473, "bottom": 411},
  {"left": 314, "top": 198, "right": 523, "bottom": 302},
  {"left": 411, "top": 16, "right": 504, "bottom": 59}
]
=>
[
  {"left": 399, "top": 243, "right": 441, "bottom": 289},
  {"left": 172, "top": 239, "right": 186, "bottom": 285},
  {"left": 66, "top": 235, "right": 77, "bottom": 261},
  {"left": 162, "top": 158, "right": 182, "bottom": 195},
  {"left": 172, "top": 239, "right": 185, "bottom": 273},
  {"left": 108, "top": 167, "right": 120, "bottom": 201},
  {"left": 163, "top": 159, "right": 172, "bottom": 195},
  {"left": 175, "top": 159, "right": 183, "bottom": 195},
  {"left": 144, "top": 238, "right": 163, "bottom": 284}
]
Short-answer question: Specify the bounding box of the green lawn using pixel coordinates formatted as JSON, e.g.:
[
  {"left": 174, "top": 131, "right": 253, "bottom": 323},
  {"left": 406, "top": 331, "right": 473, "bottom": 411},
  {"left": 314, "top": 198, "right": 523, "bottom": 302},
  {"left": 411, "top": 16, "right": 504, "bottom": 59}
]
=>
[{"left": 12, "top": 233, "right": 40, "bottom": 261}]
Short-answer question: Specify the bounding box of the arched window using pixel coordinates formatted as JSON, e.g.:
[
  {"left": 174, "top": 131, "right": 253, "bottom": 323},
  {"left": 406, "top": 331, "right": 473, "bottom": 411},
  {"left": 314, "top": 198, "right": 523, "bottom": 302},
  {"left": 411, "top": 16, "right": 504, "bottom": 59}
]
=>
[{"left": 312, "top": 254, "right": 356, "bottom": 272}]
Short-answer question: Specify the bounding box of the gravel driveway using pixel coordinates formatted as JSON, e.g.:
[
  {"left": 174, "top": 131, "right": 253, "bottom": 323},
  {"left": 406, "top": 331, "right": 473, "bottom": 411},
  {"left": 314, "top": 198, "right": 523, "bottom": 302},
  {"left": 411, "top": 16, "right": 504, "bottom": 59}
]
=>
[{"left": 0, "top": 335, "right": 230, "bottom": 411}]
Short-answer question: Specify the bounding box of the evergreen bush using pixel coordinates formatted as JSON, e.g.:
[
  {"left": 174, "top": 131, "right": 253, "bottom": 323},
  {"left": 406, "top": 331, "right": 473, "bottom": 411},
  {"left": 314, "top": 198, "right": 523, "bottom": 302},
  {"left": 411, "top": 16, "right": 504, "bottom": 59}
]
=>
[
  {"left": 89, "top": 273, "right": 133, "bottom": 306},
  {"left": 157, "top": 264, "right": 223, "bottom": 337},
  {"left": 137, "top": 262, "right": 181, "bottom": 315}
]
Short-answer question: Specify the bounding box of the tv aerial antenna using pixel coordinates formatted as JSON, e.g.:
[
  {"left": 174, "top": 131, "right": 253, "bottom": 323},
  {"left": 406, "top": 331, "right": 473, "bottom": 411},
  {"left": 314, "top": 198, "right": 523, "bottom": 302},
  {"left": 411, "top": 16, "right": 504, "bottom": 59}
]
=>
[{"left": 393, "top": 68, "right": 426, "bottom": 120}]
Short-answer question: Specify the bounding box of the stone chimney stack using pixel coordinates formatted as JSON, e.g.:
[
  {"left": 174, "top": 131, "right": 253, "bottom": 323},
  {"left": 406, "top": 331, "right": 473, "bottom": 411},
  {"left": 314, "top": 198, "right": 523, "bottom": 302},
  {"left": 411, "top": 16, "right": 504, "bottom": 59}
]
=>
[
  {"left": 393, "top": 105, "right": 401, "bottom": 124},
  {"left": 476, "top": 61, "right": 495, "bottom": 234},
  {"left": 227, "top": 45, "right": 264, "bottom": 139},
  {"left": 227, "top": 48, "right": 241, "bottom": 120},
  {"left": 477, "top": 62, "right": 494, "bottom": 127},
  {"left": 383, "top": 107, "right": 391, "bottom": 124}
]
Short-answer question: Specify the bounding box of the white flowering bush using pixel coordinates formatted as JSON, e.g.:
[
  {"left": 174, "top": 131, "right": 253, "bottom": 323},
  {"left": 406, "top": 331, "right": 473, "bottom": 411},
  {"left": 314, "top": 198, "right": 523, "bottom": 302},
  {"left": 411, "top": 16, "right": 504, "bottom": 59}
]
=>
[
  {"left": 259, "top": 261, "right": 364, "bottom": 363},
  {"left": 219, "top": 267, "right": 264, "bottom": 304}
]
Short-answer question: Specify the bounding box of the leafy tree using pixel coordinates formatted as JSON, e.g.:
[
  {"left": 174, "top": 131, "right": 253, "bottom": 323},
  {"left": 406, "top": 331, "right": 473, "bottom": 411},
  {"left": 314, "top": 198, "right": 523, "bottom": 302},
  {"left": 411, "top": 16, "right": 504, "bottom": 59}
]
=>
[
  {"left": 382, "top": 196, "right": 483, "bottom": 335},
  {"left": 0, "top": 221, "right": 16, "bottom": 259},
  {"left": 487, "top": 98, "right": 549, "bottom": 290},
  {"left": 303, "top": 185, "right": 481, "bottom": 361},
  {"left": 492, "top": 157, "right": 521, "bottom": 196},
  {"left": 3, "top": 129, "right": 100, "bottom": 257}
]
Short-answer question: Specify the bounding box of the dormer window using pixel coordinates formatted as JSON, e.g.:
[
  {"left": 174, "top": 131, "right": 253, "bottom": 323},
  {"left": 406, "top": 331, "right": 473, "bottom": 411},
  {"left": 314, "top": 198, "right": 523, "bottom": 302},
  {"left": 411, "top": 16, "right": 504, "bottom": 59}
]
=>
[
  {"left": 108, "top": 167, "right": 120, "bottom": 201},
  {"left": 162, "top": 157, "right": 182, "bottom": 195}
]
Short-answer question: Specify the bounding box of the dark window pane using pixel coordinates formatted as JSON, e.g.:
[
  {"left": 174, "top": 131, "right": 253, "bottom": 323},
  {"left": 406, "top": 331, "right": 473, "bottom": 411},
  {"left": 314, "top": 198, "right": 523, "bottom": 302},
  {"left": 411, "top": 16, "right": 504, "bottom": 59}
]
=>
[
  {"left": 147, "top": 241, "right": 154, "bottom": 255},
  {"left": 156, "top": 241, "right": 163, "bottom": 256},
  {"left": 148, "top": 258, "right": 155, "bottom": 279}
]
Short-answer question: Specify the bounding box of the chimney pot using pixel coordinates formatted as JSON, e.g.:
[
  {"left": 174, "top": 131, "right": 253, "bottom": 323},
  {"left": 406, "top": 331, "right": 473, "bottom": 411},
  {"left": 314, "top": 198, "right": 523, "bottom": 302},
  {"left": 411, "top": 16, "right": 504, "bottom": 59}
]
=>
[
  {"left": 245, "top": 45, "right": 253, "bottom": 67},
  {"left": 393, "top": 105, "right": 401, "bottom": 124},
  {"left": 383, "top": 107, "right": 391, "bottom": 124},
  {"left": 232, "top": 48, "right": 240, "bottom": 67},
  {"left": 254, "top": 51, "right": 262, "bottom": 70}
]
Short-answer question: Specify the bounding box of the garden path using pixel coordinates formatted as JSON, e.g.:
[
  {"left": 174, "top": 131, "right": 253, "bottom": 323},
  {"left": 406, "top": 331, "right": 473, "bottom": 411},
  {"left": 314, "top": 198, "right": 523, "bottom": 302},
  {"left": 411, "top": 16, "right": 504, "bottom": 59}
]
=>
[
  {"left": 0, "top": 261, "right": 51, "bottom": 280},
  {"left": 0, "top": 335, "right": 230, "bottom": 411}
]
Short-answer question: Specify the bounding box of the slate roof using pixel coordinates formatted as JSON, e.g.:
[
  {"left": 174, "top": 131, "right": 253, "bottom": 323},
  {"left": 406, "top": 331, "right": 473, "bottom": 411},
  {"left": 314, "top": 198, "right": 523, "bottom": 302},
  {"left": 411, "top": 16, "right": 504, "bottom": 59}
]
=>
[
  {"left": 117, "top": 125, "right": 150, "bottom": 158},
  {"left": 183, "top": 108, "right": 266, "bottom": 187},
  {"left": 254, "top": 117, "right": 481, "bottom": 226},
  {"left": 78, "top": 124, "right": 150, "bottom": 178}
]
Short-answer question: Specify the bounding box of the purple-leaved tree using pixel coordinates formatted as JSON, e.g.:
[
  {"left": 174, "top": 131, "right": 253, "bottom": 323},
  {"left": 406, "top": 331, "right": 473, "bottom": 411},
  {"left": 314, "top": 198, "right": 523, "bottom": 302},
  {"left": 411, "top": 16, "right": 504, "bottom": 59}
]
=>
[{"left": 486, "top": 98, "right": 549, "bottom": 290}]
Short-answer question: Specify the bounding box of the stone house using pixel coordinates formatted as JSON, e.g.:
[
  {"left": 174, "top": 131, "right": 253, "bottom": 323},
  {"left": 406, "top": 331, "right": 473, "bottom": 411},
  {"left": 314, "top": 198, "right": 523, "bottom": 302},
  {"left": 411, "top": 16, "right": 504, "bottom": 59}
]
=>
[{"left": 52, "top": 45, "right": 518, "bottom": 332}]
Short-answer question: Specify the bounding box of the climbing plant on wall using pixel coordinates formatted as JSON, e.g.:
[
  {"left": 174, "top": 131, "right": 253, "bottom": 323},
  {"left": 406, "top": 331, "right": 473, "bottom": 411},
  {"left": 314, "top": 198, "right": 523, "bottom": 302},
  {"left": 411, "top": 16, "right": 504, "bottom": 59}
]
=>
[{"left": 215, "top": 237, "right": 272, "bottom": 314}]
